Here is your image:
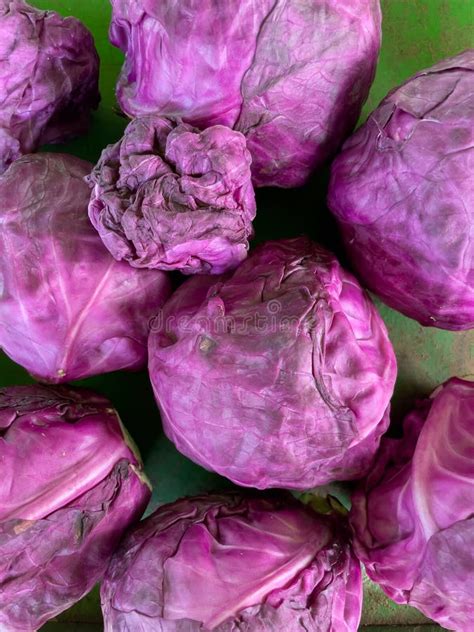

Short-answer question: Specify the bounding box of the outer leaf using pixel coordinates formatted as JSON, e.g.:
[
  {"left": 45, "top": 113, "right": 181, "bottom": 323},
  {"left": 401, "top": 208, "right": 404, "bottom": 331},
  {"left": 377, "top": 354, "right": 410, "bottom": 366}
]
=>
[
  {"left": 0, "top": 153, "right": 171, "bottom": 383},
  {"left": 0, "top": 384, "right": 151, "bottom": 632},
  {"left": 0, "top": 385, "right": 141, "bottom": 521},
  {"left": 350, "top": 378, "right": 474, "bottom": 631},
  {"left": 101, "top": 493, "right": 362, "bottom": 631}
]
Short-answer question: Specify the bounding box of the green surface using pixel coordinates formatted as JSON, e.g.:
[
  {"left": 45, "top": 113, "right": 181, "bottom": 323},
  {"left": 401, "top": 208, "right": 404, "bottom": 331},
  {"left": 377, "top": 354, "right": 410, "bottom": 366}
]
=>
[{"left": 3, "top": 0, "right": 473, "bottom": 629}]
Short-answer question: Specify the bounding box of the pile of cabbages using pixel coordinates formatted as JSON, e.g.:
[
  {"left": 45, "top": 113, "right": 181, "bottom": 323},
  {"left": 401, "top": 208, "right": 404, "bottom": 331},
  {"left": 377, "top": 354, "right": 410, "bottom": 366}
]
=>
[{"left": 0, "top": 1, "right": 472, "bottom": 631}]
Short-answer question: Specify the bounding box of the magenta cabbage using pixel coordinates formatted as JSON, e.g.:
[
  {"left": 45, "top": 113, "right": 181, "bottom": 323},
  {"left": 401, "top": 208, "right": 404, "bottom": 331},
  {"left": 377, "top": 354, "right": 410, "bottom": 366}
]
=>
[
  {"left": 0, "top": 153, "right": 171, "bottom": 383},
  {"left": 350, "top": 378, "right": 474, "bottom": 631},
  {"left": 148, "top": 238, "right": 396, "bottom": 489},
  {"left": 0, "top": 384, "right": 151, "bottom": 632},
  {"left": 0, "top": 0, "right": 100, "bottom": 174},
  {"left": 88, "top": 115, "right": 256, "bottom": 275},
  {"left": 101, "top": 493, "right": 362, "bottom": 631},
  {"left": 109, "top": 0, "right": 381, "bottom": 188},
  {"left": 328, "top": 50, "right": 474, "bottom": 330}
]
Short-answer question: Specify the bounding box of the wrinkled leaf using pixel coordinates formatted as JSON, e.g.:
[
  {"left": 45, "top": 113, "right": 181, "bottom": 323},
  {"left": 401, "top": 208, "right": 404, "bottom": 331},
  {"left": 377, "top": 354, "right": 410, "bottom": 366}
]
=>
[
  {"left": 350, "top": 377, "right": 474, "bottom": 632},
  {"left": 148, "top": 237, "right": 396, "bottom": 489},
  {"left": 0, "top": 0, "right": 100, "bottom": 173},
  {"left": 88, "top": 116, "right": 256, "bottom": 274},
  {"left": 328, "top": 51, "right": 474, "bottom": 330}
]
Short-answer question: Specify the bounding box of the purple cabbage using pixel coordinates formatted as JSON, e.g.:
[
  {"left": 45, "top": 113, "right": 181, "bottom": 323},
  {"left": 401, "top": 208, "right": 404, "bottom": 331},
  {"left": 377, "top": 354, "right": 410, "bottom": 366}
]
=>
[
  {"left": 148, "top": 238, "right": 396, "bottom": 489},
  {"left": 0, "top": 153, "right": 171, "bottom": 383},
  {"left": 0, "top": 0, "right": 100, "bottom": 174},
  {"left": 101, "top": 493, "right": 362, "bottom": 631},
  {"left": 0, "top": 384, "right": 151, "bottom": 632},
  {"left": 88, "top": 115, "right": 256, "bottom": 274},
  {"left": 328, "top": 50, "right": 474, "bottom": 330},
  {"left": 109, "top": 0, "right": 381, "bottom": 188},
  {"left": 350, "top": 378, "right": 474, "bottom": 631}
]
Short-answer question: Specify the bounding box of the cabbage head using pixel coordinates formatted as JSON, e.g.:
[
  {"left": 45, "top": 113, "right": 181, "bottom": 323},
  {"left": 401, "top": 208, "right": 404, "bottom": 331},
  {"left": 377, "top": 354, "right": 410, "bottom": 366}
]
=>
[
  {"left": 109, "top": 0, "right": 381, "bottom": 188},
  {"left": 350, "top": 377, "right": 474, "bottom": 632},
  {"left": 88, "top": 115, "right": 256, "bottom": 274},
  {"left": 0, "top": 384, "right": 151, "bottom": 632},
  {"left": 328, "top": 50, "right": 474, "bottom": 330},
  {"left": 101, "top": 493, "right": 362, "bottom": 631},
  {"left": 0, "top": 0, "right": 100, "bottom": 174},
  {"left": 148, "top": 238, "right": 396, "bottom": 489},
  {"left": 0, "top": 153, "right": 171, "bottom": 383}
]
